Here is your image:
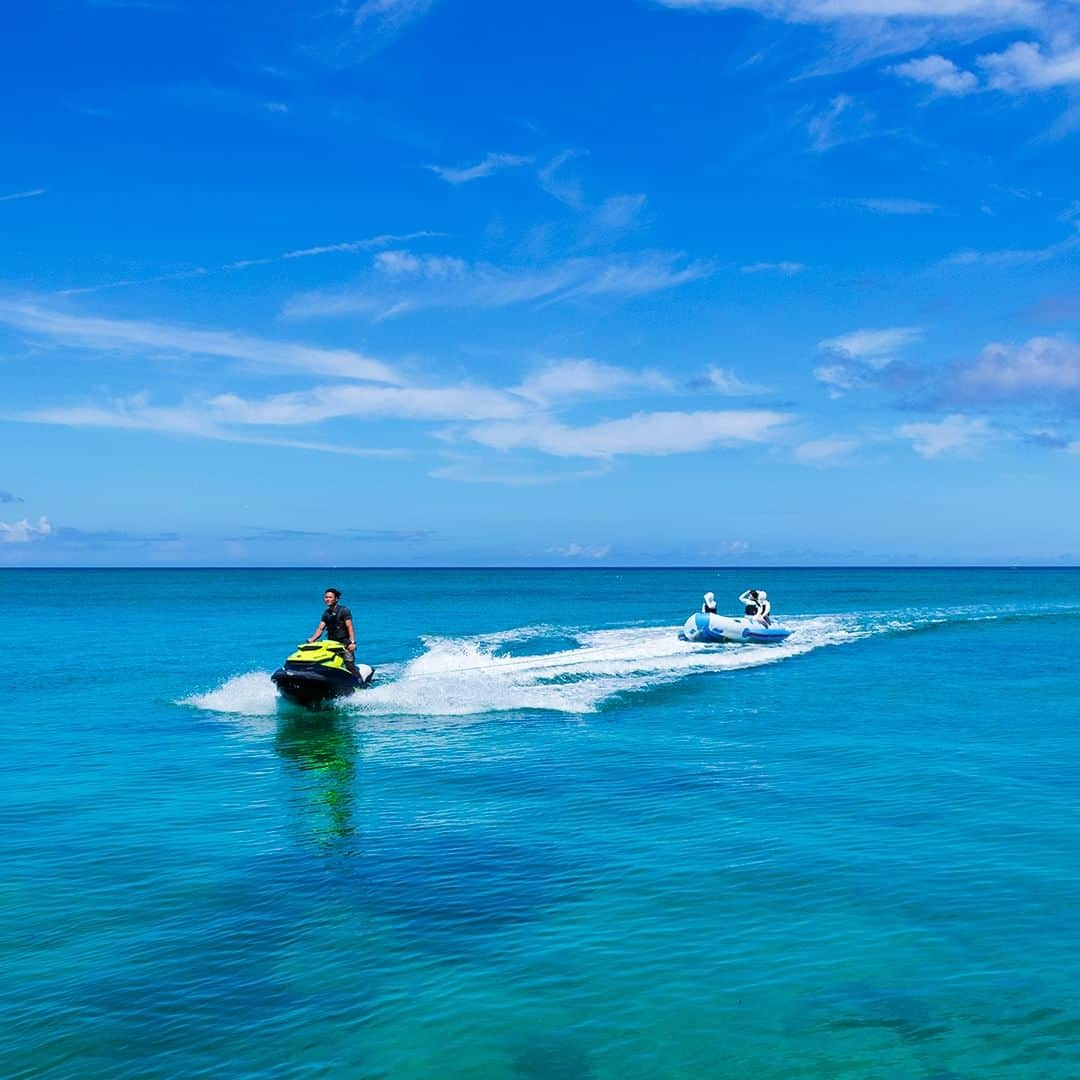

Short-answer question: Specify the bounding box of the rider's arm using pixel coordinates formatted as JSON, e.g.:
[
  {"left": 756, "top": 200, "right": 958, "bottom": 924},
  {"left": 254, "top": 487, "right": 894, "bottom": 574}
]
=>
[
  {"left": 308, "top": 620, "right": 326, "bottom": 643},
  {"left": 738, "top": 589, "right": 753, "bottom": 605},
  {"left": 345, "top": 616, "right": 357, "bottom": 651}
]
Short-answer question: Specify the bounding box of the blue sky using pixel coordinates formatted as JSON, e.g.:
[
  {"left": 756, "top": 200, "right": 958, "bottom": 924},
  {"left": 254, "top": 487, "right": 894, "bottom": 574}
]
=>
[{"left": 2, "top": 0, "right": 1079, "bottom": 566}]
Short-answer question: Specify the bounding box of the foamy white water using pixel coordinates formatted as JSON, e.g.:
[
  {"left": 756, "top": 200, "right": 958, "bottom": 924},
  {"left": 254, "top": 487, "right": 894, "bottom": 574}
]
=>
[{"left": 182, "top": 615, "right": 864, "bottom": 719}]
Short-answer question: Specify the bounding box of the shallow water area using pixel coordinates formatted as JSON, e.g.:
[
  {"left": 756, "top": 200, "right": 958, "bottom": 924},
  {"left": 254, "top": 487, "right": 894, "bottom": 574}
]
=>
[{"left": 3, "top": 568, "right": 1079, "bottom": 1077}]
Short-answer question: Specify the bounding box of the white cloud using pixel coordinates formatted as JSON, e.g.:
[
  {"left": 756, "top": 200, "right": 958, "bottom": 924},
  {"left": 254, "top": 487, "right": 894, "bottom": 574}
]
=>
[
  {"left": 949, "top": 336, "right": 1080, "bottom": 400},
  {"left": 425, "top": 152, "right": 533, "bottom": 184},
  {"left": 0, "top": 300, "right": 403, "bottom": 383},
  {"left": 717, "top": 539, "right": 751, "bottom": 556},
  {"left": 207, "top": 383, "right": 524, "bottom": 425},
  {"left": 654, "top": 0, "right": 1044, "bottom": 27},
  {"left": 849, "top": 197, "right": 940, "bottom": 214},
  {"left": 892, "top": 54, "right": 979, "bottom": 94},
  {"left": 813, "top": 363, "right": 871, "bottom": 394},
  {"left": 741, "top": 260, "right": 807, "bottom": 274},
  {"left": 705, "top": 367, "right": 771, "bottom": 395},
  {"left": 942, "top": 223, "right": 1080, "bottom": 266},
  {"left": 430, "top": 457, "right": 611, "bottom": 486},
  {"left": 513, "top": 358, "right": 673, "bottom": 405},
  {"left": 353, "top": 0, "right": 434, "bottom": 31},
  {"left": 980, "top": 40, "right": 1080, "bottom": 90},
  {"left": 548, "top": 543, "right": 612, "bottom": 559},
  {"left": 896, "top": 414, "right": 993, "bottom": 457},
  {"left": 57, "top": 232, "right": 440, "bottom": 295},
  {"left": 0, "top": 188, "right": 46, "bottom": 203},
  {"left": 285, "top": 250, "right": 714, "bottom": 319},
  {"left": 815, "top": 326, "right": 923, "bottom": 394},
  {"left": 0, "top": 515, "right": 52, "bottom": 543},
  {"left": 15, "top": 397, "right": 402, "bottom": 457},
  {"left": 538, "top": 150, "right": 587, "bottom": 208},
  {"left": 795, "top": 435, "right": 860, "bottom": 462},
  {"left": 819, "top": 325, "right": 924, "bottom": 363},
  {"left": 465, "top": 409, "right": 792, "bottom": 459},
  {"left": 808, "top": 94, "right": 856, "bottom": 151},
  {"left": 585, "top": 194, "right": 648, "bottom": 243}
]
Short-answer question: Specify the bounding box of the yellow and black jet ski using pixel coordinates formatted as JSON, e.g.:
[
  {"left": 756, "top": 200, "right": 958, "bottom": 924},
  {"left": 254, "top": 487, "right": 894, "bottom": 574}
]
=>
[{"left": 271, "top": 641, "right": 375, "bottom": 707}]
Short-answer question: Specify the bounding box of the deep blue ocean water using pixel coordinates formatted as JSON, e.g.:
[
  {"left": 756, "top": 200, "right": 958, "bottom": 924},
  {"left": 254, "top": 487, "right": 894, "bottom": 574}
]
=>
[{"left": 2, "top": 568, "right": 1078, "bottom": 1078}]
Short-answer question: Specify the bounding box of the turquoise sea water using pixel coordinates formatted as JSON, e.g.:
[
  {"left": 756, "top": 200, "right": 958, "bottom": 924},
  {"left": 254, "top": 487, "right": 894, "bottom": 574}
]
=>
[{"left": 2, "top": 568, "right": 1079, "bottom": 1078}]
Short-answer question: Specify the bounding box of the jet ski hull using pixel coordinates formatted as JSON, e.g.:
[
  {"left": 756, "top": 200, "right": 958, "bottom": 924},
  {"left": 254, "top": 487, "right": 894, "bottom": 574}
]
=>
[
  {"left": 272, "top": 661, "right": 375, "bottom": 707},
  {"left": 679, "top": 612, "right": 792, "bottom": 645}
]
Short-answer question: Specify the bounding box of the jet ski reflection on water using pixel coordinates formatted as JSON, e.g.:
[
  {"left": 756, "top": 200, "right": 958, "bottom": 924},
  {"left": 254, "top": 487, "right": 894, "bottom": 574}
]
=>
[{"left": 271, "top": 641, "right": 375, "bottom": 707}]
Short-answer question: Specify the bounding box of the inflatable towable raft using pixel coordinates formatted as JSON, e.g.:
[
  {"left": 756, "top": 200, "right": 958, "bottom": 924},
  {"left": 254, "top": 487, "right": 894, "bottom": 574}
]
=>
[
  {"left": 271, "top": 640, "right": 375, "bottom": 707},
  {"left": 679, "top": 612, "right": 792, "bottom": 645}
]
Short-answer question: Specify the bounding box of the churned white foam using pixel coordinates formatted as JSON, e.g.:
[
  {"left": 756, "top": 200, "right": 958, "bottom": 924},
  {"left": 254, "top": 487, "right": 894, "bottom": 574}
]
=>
[
  {"left": 181, "top": 671, "right": 279, "bottom": 716},
  {"left": 349, "top": 616, "right": 863, "bottom": 718}
]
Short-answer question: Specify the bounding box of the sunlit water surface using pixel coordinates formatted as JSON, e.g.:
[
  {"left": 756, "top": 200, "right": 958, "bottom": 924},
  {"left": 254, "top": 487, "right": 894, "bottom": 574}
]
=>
[{"left": 3, "top": 568, "right": 1078, "bottom": 1077}]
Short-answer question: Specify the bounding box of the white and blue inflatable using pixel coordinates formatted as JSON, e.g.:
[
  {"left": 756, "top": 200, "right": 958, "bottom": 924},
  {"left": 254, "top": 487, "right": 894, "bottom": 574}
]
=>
[{"left": 680, "top": 612, "right": 792, "bottom": 645}]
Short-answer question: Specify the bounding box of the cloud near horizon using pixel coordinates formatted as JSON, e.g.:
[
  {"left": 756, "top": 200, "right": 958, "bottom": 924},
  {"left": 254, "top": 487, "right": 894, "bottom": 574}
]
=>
[{"left": 0, "top": 515, "right": 52, "bottom": 543}]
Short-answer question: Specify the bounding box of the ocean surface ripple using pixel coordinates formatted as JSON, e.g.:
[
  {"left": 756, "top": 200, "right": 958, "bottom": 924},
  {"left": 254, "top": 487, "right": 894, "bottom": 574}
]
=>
[{"left": 3, "top": 568, "right": 1079, "bottom": 1078}]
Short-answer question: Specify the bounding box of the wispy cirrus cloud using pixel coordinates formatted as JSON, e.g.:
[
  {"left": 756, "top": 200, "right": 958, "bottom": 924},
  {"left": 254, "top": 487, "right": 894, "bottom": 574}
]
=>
[
  {"left": 284, "top": 249, "right": 714, "bottom": 319},
  {"left": 584, "top": 194, "right": 648, "bottom": 244},
  {"left": 741, "top": 260, "right": 806, "bottom": 274},
  {"left": 353, "top": 0, "right": 435, "bottom": 31},
  {"left": 425, "top": 152, "right": 533, "bottom": 184},
  {"left": 0, "top": 188, "right": 45, "bottom": 203},
  {"left": 429, "top": 456, "right": 612, "bottom": 486},
  {"left": 13, "top": 396, "right": 404, "bottom": 458},
  {"left": 57, "top": 231, "right": 440, "bottom": 296},
  {"left": 941, "top": 220, "right": 1080, "bottom": 267},
  {"left": 538, "top": 149, "right": 588, "bottom": 208},
  {"left": 463, "top": 409, "right": 792, "bottom": 459},
  {"left": 848, "top": 197, "right": 940, "bottom": 214},
  {"left": 0, "top": 299, "right": 403, "bottom": 383}
]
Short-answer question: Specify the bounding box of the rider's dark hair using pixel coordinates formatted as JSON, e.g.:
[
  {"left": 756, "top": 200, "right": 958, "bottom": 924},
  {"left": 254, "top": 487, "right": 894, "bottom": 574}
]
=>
[{"left": 326, "top": 587, "right": 342, "bottom": 599}]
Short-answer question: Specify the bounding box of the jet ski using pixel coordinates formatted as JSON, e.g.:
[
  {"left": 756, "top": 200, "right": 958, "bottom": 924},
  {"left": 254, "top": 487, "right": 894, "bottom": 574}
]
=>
[
  {"left": 679, "top": 612, "right": 792, "bottom": 645},
  {"left": 271, "top": 641, "right": 375, "bottom": 707}
]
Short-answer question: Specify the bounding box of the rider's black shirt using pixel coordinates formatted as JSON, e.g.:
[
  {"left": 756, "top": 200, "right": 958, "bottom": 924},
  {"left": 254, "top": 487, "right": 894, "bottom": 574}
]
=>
[{"left": 321, "top": 604, "right": 353, "bottom": 643}]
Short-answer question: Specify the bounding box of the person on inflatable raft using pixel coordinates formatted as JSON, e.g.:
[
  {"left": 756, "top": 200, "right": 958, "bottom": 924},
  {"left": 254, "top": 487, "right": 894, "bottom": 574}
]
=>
[{"left": 738, "top": 588, "right": 771, "bottom": 626}]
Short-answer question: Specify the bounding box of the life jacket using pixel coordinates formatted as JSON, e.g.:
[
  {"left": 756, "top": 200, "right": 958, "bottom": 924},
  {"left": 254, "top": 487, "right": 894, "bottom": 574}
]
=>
[{"left": 322, "top": 604, "right": 351, "bottom": 643}]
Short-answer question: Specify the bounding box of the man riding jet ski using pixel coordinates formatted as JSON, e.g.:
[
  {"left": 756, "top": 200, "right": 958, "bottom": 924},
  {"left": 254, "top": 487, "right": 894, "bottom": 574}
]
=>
[{"left": 271, "top": 587, "right": 375, "bottom": 706}]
